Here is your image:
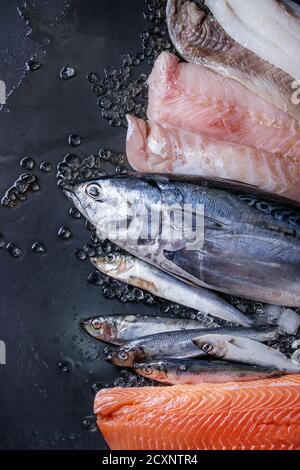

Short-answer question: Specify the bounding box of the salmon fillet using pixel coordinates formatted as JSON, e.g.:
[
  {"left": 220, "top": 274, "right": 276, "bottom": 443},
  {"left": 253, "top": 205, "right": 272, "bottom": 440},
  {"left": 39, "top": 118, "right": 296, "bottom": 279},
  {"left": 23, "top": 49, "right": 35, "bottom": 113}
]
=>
[
  {"left": 126, "top": 115, "right": 300, "bottom": 203},
  {"left": 95, "top": 375, "right": 300, "bottom": 450},
  {"left": 147, "top": 52, "right": 300, "bottom": 159}
]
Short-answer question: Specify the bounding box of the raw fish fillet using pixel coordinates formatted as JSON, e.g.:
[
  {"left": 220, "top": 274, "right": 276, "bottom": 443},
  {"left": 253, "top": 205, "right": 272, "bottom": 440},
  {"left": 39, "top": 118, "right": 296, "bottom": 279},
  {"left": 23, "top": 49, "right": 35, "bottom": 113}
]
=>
[
  {"left": 126, "top": 115, "right": 300, "bottom": 203},
  {"left": 205, "top": 0, "right": 300, "bottom": 80},
  {"left": 147, "top": 52, "right": 300, "bottom": 158},
  {"left": 95, "top": 375, "right": 300, "bottom": 450},
  {"left": 167, "top": 0, "right": 300, "bottom": 121}
]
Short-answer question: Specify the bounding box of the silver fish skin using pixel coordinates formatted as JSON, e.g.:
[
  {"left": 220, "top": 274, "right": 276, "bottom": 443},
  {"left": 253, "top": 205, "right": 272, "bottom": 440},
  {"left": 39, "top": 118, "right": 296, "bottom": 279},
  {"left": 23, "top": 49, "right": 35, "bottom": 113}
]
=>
[
  {"left": 66, "top": 174, "right": 300, "bottom": 306},
  {"left": 133, "top": 358, "right": 283, "bottom": 385},
  {"left": 167, "top": 0, "right": 299, "bottom": 121},
  {"left": 81, "top": 314, "right": 205, "bottom": 346},
  {"left": 193, "top": 334, "right": 300, "bottom": 372},
  {"left": 107, "top": 326, "right": 279, "bottom": 368},
  {"left": 205, "top": 0, "right": 300, "bottom": 81},
  {"left": 91, "top": 253, "right": 253, "bottom": 326}
]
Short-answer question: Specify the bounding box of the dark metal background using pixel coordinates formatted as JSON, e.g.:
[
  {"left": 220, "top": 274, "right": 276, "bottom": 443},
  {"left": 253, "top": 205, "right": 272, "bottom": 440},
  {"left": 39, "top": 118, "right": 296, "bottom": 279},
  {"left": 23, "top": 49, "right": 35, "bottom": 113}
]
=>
[
  {"left": 0, "top": 0, "right": 158, "bottom": 450},
  {"left": 1, "top": 0, "right": 300, "bottom": 451}
]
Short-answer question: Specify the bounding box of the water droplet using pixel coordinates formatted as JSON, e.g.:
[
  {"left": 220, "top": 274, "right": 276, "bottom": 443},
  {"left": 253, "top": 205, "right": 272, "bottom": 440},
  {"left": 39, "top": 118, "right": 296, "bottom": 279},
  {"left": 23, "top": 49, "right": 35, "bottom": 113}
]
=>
[
  {"left": 26, "top": 60, "right": 42, "bottom": 71},
  {"left": 31, "top": 242, "right": 47, "bottom": 254},
  {"left": 87, "top": 72, "right": 98, "bottom": 84},
  {"left": 82, "top": 415, "right": 98, "bottom": 432},
  {"left": 69, "top": 207, "right": 81, "bottom": 219},
  {"left": 91, "top": 382, "right": 103, "bottom": 394},
  {"left": 0, "top": 234, "right": 6, "bottom": 249},
  {"left": 58, "top": 361, "right": 71, "bottom": 373},
  {"left": 40, "top": 162, "right": 52, "bottom": 173},
  {"left": 58, "top": 226, "right": 72, "bottom": 240},
  {"left": 68, "top": 135, "right": 82, "bottom": 147},
  {"left": 60, "top": 65, "right": 76, "bottom": 80},
  {"left": 75, "top": 248, "right": 87, "bottom": 261},
  {"left": 85, "top": 220, "right": 95, "bottom": 232},
  {"left": 20, "top": 157, "right": 35, "bottom": 170},
  {"left": 6, "top": 242, "right": 22, "bottom": 258}
]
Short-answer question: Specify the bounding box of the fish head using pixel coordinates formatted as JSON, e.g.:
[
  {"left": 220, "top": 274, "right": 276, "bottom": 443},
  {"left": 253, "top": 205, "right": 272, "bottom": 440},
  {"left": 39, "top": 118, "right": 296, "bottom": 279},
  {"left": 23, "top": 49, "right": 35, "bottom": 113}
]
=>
[
  {"left": 91, "top": 252, "right": 135, "bottom": 280},
  {"left": 81, "top": 316, "right": 119, "bottom": 343},
  {"left": 108, "top": 344, "right": 144, "bottom": 368},
  {"left": 65, "top": 175, "right": 161, "bottom": 244},
  {"left": 192, "top": 335, "right": 228, "bottom": 358},
  {"left": 133, "top": 361, "right": 168, "bottom": 382}
]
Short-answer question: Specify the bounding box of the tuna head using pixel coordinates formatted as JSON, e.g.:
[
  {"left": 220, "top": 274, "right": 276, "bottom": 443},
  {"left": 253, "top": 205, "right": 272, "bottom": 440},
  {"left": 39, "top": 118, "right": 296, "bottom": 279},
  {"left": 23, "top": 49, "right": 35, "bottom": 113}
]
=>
[{"left": 65, "top": 175, "right": 161, "bottom": 244}]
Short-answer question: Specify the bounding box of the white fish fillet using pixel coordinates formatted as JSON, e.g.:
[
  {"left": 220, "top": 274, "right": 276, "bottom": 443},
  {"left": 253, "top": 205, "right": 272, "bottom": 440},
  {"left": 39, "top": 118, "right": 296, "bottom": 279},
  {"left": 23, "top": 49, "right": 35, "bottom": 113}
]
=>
[
  {"left": 126, "top": 115, "right": 300, "bottom": 203},
  {"left": 205, "top": 0, "right": 300, "bottom": 80},
  {"left": 147, "top": 52, "right": 300, "bottom": 158}
]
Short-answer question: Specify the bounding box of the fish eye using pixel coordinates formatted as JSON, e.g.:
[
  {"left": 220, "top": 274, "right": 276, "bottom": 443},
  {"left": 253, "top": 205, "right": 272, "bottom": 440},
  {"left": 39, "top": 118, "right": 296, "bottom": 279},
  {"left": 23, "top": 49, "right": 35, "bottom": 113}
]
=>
[
  {"left": 118, "top": 350, "right": 129, "bottom": 361},
  {"left": 86, "top": 183, "right": 103, "bottom": 200},
  {"left": 202, "top": 343, "right": 213, "bottom": 354},
  {"left": 91, "top": 319, "right": 102, "bottom": 330},
  {"left": 143, "top": 365, "right": 153, "bottom": 375},
  {"left": 106, "top": 253, "right": 116, "bottom": 263}
]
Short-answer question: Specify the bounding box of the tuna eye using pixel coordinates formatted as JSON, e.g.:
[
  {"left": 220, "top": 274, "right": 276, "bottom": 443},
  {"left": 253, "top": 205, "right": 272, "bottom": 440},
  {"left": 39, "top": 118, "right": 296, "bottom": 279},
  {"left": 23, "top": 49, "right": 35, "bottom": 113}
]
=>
[
  {"left": 86, "top": 183, "right": 103, "bottom": 200},
  {"left": 202, "top": 343, "right": 213, "bottom": 354},
  {"left": 118, "top": 351, "right": 129, "bottom": 361},
  {"left": 144, "top": 365, "right": 153, "bottom": 375}
]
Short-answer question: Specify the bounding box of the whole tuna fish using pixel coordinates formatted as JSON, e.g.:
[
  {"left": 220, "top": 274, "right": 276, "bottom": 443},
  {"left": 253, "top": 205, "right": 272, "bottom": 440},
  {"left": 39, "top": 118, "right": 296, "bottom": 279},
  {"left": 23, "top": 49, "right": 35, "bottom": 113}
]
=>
[{"left": 65, "top": 174, "right": 300, "bottom": 306}]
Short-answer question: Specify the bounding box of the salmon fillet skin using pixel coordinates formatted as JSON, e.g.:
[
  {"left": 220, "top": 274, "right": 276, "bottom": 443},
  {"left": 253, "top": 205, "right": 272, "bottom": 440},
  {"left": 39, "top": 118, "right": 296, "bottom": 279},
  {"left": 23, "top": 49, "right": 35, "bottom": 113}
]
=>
[
  {"left": 147, "top": 52, "right": 300, "bottom": 159},
  {"left": 94, "top": 375, "right": 300, "bottom": 450}
]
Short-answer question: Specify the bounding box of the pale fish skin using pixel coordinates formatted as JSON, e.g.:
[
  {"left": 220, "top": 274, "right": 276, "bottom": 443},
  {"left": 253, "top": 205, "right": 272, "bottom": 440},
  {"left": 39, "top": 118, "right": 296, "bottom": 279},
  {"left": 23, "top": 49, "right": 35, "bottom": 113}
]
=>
[
  {"left": 133, "top": 358, "right": 283, "bottom": 385},
  {"left": 91, "top": 253, "right": 253, "bottom": 326},
  {"left": 205, "top": 0, "right": 300, "bottom": 80},
  {"left": 81, "top": 314, "right": 206, "bottom": 346},
  {"left": 167, "top": 0, "right": 300, "bottom": 121},
  {"left": 66, "top": 174, "right": 300, "bottom": 307},
  {"left": 193, "top": 334, "right": 300, "bottom": 372}
]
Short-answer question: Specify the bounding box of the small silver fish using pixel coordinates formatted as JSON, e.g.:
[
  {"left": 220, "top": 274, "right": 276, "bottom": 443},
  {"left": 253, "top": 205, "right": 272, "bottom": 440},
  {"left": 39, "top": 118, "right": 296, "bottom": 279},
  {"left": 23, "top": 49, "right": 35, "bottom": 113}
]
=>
[
  {"left": 108, "top": 326, "right": 279, "bottom": 368},
  {"left": 133, "top": 358, "right": 283, "bottom": 385},
  {"left": 193, "top": 335, "right": 300, "bottom": 372},
  {"left": 81, "top": 314, "right": 204, "bottom": 346},
  {"left": 91, "top": 253, "right": 253, "bottom": 326}
]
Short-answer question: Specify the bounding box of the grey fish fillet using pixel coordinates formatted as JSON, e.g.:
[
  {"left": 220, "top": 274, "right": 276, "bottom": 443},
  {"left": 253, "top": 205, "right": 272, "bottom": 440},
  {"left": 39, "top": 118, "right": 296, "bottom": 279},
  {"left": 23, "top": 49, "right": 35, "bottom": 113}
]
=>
[
  {"left": 66, "top": 174, "right": 300, "bottom": 306},
  {"left": 133, "top": 358, "right": 283, "bottom": 385},
  {"left": 81, "top": 314, "right": 206, "bottom": 346},
  {"left": 193, "top": 334, "right": 300, "bottom": 372},
  {"left": 167, "top": 0, "right": 299, "bottom": 121},
  {"left": 91, "top": 253, "right": 253, "bottom": 326},
  {"left": 107, "top": 326, "right": 279, "bottom": 367}
]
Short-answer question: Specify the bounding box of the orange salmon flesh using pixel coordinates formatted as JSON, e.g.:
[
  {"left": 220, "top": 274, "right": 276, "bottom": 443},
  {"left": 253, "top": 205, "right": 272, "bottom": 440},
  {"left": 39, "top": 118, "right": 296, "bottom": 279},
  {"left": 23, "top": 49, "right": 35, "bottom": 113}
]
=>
[{"left": 94, "top": 375, "right": 300, "bottom": 450}]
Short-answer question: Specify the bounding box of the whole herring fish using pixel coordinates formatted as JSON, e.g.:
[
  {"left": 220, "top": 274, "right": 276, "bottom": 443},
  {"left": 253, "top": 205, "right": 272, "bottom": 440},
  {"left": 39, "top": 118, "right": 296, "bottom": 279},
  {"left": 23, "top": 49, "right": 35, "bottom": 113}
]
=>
[
  {"left": 133, "top": 358, "right": 283, "bottom": 385},
  {"left": 193, "top": 334, "right": 300, "bottom": 372},
  {"left": 107, "top": 326, "right": 279, "bottom": 367},
  {"left": 91, "top": 253, "right": 253, "bottom": 326},
  {"left": 81, "top": 314, "right": 206, "bottom": 346},
  {"left": 65, "top": 174, "right": 300, "bottom": 306},
  {"left": 167, "top": 0, "right": 300, "bottom": 120}
]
